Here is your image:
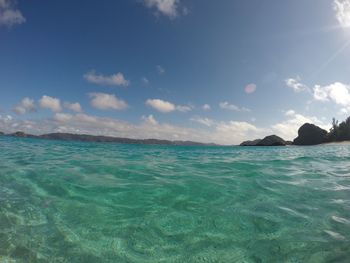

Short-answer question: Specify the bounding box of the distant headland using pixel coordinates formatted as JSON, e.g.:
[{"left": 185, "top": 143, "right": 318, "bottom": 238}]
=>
[
  {"left": 241, "top": 116, "right": 350, "bottom": 146},
  {"left": 0, "top": 131, "right": 217, "bottom": 147}
]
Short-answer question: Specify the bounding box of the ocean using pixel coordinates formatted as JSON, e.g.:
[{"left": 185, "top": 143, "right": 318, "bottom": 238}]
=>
[{"left": 0, "top": 136, "right": 349, "bottom": 262}]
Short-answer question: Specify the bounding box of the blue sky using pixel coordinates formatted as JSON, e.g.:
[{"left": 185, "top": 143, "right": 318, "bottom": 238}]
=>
[{"left": 1, "top": 0, "right": 350, "bottom": 144}]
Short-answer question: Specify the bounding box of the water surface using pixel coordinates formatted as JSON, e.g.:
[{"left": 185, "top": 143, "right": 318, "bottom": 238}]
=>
[{"left": 0, "top": 137, "right": 349, "bottom": 262}]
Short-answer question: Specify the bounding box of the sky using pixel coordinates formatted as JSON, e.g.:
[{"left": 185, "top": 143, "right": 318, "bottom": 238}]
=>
[{"left": 1, "top": 0, "right": 350, "bottom": 144}]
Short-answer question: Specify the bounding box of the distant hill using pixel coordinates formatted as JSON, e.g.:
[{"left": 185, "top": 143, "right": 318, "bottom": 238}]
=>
[{"left": 4, "top": 131, "right": 218, "bottom": 146}]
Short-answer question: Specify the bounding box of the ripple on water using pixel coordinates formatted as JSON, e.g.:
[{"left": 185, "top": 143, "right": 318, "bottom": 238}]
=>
[{"left": 0, "top": 138, "right": 350, "bottom": 262}]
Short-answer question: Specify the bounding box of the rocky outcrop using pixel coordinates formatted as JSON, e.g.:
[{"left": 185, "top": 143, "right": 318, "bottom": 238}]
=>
[
  {"left": 240, "top": 139, "right": 261, "bottom": 146},
  {"left": 293, "top": 123, "right": 328, "bottom": 145},
  {"left": 256, "top": 135, "right": 286, "bottom": 146},
  {"left": 0, "top": 132, "right": 4, "bottom": 135},
  {"left": 240, "top": 135, "right": 286, "bottom": 146}
]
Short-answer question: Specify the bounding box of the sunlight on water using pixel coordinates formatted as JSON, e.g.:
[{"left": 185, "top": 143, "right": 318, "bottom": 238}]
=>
[{"left": 0, "top": 137, "right": 350, "bottom": 262}]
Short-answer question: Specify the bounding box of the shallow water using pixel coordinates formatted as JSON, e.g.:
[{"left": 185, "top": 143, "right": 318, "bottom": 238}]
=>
[{"left": 0, "top": 137, "right": 350, "bottom": 262}]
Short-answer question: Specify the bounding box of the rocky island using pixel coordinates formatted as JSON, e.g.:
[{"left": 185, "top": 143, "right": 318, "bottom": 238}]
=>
[
  {"left": 240, "top": 135, "right": 290, "bottom": 146},
  {"left": 293, "top": 123, "right": 328, "bottom": 145},
  {"left": 241, "top": 116, "right": 350, "bottom": 146}
]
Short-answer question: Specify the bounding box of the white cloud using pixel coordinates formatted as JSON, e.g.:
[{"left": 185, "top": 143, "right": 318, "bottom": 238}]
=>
[
  {"left": 219, "top": 102, "right": 251, "bottom": 112},
  {"left": 156, "top": 65, "right": 165, "bottom": 74},
  {"left": 202, "top": 104, "right": 211, "bottom": 111},
  {"left": 143, "top": 0, "right": 182, "bottom": 18},
  {"left": 190, "top": 117, "right": 215, "bottom": 127},
  {"left": 272, "top": 111, "right": 330, "bottom": 140},
  {"left": 313, "top": 82, "right": 350, "bottom": 115},
  {"left": 313, "top": 82, "right": 350, "bottom": 105},
  {"left": 63, "top": 102, "right": 83, "bottom": 113},
  {"left": 176, "top": 105, "right": 192, "bottom": 112},
  {"left": 142, "top": 77, "right": 149, "bottom": 85},
  {"left": 146, "top": 99, "right": 175, "bottom": 113},
  {"left": 245, "top": 83, "right": 257, "bottom": 94},
  {"left": 313, "top": 85, "right": 330, "bottom": 101},
  {"left": 0, "top": 114, "right": 12, "bottom": 121},
  {"left": 0, "top": 0, "right": 25, "bottom": 27},
  {"left": 285, "top": 109, "right": 296, "bottom": 117},
  {"left": 84, "top": 71, "right": 130, "bottom": 87},
  {"left": 13, "top": 97, "right": 36, "bottom": 115},
  {"left": 145, "top": 99, "right": 192, "bottom": 113},
  {"left": 285, "top": 77, "right": 308, "bottom": 92},
  {"left": 334, "top": 0, "right": 350, "bottom": 28},
  {"left": 39, "top": 95, "right": 62, "bottom": 112},
  {"left": 142, "top": 114, "right": 158, "bottom": 125},
  {"left": 89, "top": 93, "right": 128, "bottom": 111}
]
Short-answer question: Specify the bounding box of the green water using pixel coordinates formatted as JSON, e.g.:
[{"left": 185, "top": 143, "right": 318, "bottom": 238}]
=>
[{"left": 0, "top": 137, "right": 349, "bottom": 262}]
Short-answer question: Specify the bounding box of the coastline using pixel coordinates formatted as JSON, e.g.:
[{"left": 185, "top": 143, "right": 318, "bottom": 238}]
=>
[{"left": 0, "top": 131, "right": 219, "bottom": 147}]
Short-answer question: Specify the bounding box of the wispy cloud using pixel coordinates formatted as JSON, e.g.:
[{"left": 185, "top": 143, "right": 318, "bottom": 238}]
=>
[
  {"left": 176, "top": 105, "right": 192, "bottom": 112},
  {"left": 285, "top": 77, "right": 309, "bottom": 92},
  {"left": 156, "top": 65, "right": 165, "bottom": 74},
  {"left": 142, "top": 114, "right": 158, "bottom": 125},
  {"left": 202, "top": 104, "right": 211, "bottom": 111},
  {"left": 13, "top": 97, "right": 36, "bottom": 115},
  {"left": 84, "top": 71, "right": 130, "bottom": 87},
  {"left": 63, "top": 102, "right": 83, "bottom": 113},
  {"left": 89, "top": 93, "right": 128, "bottom": 111},
  {"left": 0, "top": 0, "right": 25, "bottom": 27},
  {"left": 141, "top": 77, "right": 150, "bottom": 85},
  {"left": 190, "top": 117, "right": 215, "bottom": 127},
  {"left": 219, "top": 102, "right": 251, "bottom": 112},
  {"left": 146, "top": 99, "right": 192, "bottom": 113},
  {"left": 285, "top": 109, "right": 296, "bottom": 117},
  {"left": 143, "top": 0, "right": 184, "bottom": 18},
  {"left": 334, "top": 0, "right": 350, "bottom": 28}
]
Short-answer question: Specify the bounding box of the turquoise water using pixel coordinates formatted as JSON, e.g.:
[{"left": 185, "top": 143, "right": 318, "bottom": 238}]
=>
[{"left": 0, "top": 137, "right": 350, "bottom": 262}]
